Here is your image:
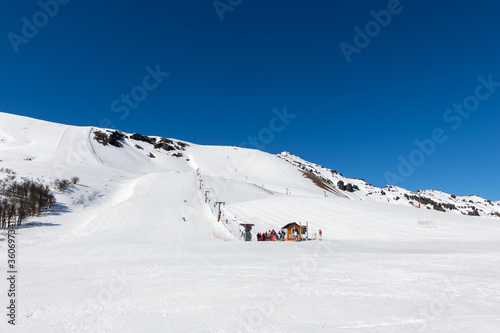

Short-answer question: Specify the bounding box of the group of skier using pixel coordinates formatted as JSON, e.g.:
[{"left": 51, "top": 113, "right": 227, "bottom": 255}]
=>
[{"left": 257, "top": 229, "right": 285, "bottom": 241}]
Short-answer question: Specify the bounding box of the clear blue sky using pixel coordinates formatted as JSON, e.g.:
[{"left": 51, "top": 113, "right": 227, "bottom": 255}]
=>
[{"left": 1, "top": 0, "right": 500, "bottom": 200}]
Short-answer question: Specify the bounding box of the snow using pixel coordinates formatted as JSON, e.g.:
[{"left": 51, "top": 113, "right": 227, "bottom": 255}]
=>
[
  {"left": 278, "top": 151, "right": 500, "bottom": 217},
  {"left": 0, "top": 111, "right": 499, "bottom": 332}
]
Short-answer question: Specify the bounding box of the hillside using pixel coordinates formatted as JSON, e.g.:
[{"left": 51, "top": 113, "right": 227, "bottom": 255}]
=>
[
  {"left": 0, "top": 111, "right": 499, "bottom": 332},
  {"left": 278, "top": 152, "right": 500, "bottom": 219}
]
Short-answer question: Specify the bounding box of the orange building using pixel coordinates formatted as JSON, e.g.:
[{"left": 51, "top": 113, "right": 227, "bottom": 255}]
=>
[{"left": 281, "top": 222, "right": 301, "bottom": 241}]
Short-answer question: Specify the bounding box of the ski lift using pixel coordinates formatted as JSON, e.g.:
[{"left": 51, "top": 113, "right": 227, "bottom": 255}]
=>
[{"left": 239, "top": 224, "right": 254, "bottom": 241}]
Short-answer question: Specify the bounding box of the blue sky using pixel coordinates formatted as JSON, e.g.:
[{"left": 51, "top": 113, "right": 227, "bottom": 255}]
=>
[{"left": 1, "top": 0, "right": 500, "bottom": 200}]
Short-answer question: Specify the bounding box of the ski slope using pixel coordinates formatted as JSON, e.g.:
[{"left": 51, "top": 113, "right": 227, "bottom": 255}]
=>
[{"left": 0, "top": 112, "right": 500, "bottom": 332}]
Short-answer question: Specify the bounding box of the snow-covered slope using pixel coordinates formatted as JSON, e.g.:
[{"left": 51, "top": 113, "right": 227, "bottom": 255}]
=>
[
  {"left": 278, "top": 151, "right": 500, "bottom": 218},
  {"left": 1, "top": 112, "right": 499, "bottom": 332}
]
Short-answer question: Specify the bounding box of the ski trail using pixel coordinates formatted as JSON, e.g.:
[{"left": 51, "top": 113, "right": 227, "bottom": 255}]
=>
[
  {"left": 86, "top": 127, "right": 104, "bottom": 164},
  {"left": 49, "top": 126, "right": 100, "bottom": 167}
]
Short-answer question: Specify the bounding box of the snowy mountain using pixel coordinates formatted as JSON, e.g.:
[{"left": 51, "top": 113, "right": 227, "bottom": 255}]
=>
[
  {"left": 277, "top": 152, "right": 500, "bottom": 218},
  {"left": 1, "top": 111, "right": 500, "bottom": 332},
  {"left": 1, "top": 111, "right": 497, "bottom": 229}
]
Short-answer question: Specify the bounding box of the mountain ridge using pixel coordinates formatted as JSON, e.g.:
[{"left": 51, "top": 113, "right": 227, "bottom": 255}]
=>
[
  {"left": 277, "top": 151, "right": 500, "bottom": 219},
  {"left": 1, "top": 111, "right": 498, "bottom": 225}
]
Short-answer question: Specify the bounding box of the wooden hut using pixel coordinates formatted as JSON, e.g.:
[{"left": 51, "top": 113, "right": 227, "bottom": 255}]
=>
[{"left": 281, "top": 222, "right": 301, "bottom": 241}]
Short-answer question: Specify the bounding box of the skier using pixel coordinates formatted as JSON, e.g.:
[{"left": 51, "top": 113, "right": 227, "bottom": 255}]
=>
[{"left": 319, "top": 229, "right": 322, "bottom": 240}]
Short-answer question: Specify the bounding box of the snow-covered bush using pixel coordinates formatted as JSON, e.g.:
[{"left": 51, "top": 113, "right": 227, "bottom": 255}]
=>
[{"left": 53, "top": 179, "right": 71, "bottom": 192}]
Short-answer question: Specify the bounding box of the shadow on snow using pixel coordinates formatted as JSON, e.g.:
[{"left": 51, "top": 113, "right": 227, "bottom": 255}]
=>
[{"left": 43, "top": 202, "right": 71, "bottom": 216}]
